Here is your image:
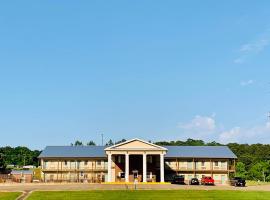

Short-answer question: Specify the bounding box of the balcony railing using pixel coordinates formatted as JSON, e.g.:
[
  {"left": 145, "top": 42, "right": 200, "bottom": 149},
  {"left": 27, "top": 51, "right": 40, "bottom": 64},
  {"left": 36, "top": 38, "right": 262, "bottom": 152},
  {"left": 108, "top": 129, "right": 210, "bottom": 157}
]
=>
[
  {"left": 166, "top": 166, "right": 233, "bottom": 171},
  {"left": 43, "top": 166, "right": 107, "bottom": 171}
]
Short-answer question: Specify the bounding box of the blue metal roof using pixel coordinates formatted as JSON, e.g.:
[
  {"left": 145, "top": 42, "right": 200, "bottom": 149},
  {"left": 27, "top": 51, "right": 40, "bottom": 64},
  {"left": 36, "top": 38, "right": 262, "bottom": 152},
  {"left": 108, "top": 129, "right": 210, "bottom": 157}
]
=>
[
  {"left": 11, "top": 170, "right": 33, "bottom": 175},
  {"left": 38, "top": 146, "right": 106, "bottom": 158},
  {"left": 39, "top": 145, "right": 236, "bottom": 159},
  {"left": 164, "top": 146, "right": 237, "bottom": 159}
]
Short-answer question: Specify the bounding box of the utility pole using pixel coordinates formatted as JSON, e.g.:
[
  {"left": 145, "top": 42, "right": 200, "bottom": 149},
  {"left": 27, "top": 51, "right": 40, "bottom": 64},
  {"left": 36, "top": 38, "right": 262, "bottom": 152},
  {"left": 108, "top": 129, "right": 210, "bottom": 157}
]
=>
[{"left": 101, "top": 133, "right": 104, "bottom": 146}]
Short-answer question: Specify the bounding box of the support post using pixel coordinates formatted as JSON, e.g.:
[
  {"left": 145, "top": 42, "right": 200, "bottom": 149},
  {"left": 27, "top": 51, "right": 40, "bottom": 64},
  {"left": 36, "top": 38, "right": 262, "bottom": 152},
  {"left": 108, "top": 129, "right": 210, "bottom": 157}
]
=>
[
  {"left": 108, "top": 153, "right": 112, "bottom": 182},
  {"left": 234, "top": 159, "right": 236, "bottom": 176},
  {"left": 125, "top": 153, "right": 129, "bottom": 182},
  {"left": 193, "top": 158, "right": 195, "bottom": 177},
  {"left": 210, "top": 159, "right": 213, "bottom": 177},
  {"left": 143, "top": 153, "right": 147, "bottom": 182},
  {"left": 160, "top": 153, "right": 164, "bottom": 182}
]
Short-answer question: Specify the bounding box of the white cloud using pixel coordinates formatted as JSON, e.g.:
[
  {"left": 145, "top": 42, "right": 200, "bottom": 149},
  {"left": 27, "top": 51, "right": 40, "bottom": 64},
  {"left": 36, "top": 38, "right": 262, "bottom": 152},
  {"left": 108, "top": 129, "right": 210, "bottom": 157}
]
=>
[
  {"left": 219, "top": 127, "right": 241, "bottom": 143},
  {"left": 178, "top": 115, "right": 216, "bottom": 138},
  {"left": 240, "top": 79, "right": 254, "bottom": 86},
  {"left": 177, "top": 115, "right": 270, "bottom": 144},
  {"left": 234, "top": 57, "right": 245, "bottom": 64},
  {"left": 218, "top": 122, "right": 270, "bottom": 143},
  {"left": 234, "top": 30, "right": 270, "bottom": 64},
  {"left": 239, "top": 39, "right": 270, "bottom": 53}
]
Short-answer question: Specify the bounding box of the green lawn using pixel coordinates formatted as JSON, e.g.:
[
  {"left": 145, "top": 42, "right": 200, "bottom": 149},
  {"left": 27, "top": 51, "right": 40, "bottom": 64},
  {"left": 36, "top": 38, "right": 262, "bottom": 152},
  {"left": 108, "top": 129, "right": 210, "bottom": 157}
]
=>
[
  {"left": 27, "top": 190, "right": 270, "bottom": 200},
  {"left": 0, "top": 192, "right": 21, "bottom": 200}
]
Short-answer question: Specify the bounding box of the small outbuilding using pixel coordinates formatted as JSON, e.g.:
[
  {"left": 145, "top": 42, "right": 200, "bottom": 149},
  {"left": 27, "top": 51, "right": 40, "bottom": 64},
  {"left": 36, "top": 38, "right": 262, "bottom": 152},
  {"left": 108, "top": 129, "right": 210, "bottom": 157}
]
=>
[{"left": 11, "top": 170, "right": 33, "bottom": 183}]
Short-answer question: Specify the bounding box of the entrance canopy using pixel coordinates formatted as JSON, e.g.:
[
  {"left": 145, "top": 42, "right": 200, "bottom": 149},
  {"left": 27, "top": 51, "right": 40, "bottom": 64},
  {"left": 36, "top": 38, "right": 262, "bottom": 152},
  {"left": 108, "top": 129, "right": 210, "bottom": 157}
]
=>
[{"left": 105, "top": 138, "right": 167, "bottom": 183}]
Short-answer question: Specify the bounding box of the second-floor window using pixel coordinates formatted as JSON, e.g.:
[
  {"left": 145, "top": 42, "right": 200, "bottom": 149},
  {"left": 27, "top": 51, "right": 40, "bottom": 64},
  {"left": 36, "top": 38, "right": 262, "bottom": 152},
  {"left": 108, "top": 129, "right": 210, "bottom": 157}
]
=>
[
  {"left": 64, "top": 161, "right": 68, "bottom": 166},
  {"left": 201, "top": 161, "right": 205, "bottom": 166},
  {"left": 84, "top": 161, "right": 88, "bottom": 166},
  {"left": 215, "top": 161, "right": 219, "bottom": 167},
  {"left": 221, "top": 161, "right": 226, "bottom": 168},
  {"left": 44, "top": 161, "right": 48, "bottom": 169},
  {"left": 97, "top": 160, "right": 101, "bottom": 166}
]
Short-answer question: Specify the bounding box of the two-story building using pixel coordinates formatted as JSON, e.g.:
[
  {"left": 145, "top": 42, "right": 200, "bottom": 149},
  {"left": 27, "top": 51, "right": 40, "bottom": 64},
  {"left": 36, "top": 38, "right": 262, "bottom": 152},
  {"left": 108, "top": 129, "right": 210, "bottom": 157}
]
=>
[{"left": 38, "top": 138, "right": 237, "bottom": 184}]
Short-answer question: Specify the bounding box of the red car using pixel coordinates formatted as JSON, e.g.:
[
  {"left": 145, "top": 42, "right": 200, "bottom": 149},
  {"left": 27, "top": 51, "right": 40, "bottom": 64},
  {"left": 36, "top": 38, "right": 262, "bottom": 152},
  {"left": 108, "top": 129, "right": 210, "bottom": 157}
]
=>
[{"left": 201, "top": 176, "right": 215, "bottom": 185}]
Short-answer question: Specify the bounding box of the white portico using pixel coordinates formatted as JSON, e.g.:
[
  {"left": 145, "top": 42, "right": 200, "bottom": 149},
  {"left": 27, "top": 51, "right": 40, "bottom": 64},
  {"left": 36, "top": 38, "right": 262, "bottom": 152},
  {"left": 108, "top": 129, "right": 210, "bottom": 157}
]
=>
[{"left": 105, "top": 138, "right": 167, "bottom": 183}]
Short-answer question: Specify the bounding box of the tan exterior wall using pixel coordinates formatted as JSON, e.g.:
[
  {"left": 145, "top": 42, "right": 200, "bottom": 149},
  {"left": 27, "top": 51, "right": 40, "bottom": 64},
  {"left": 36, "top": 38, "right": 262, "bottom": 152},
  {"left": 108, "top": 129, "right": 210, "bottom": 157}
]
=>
[
  {"left": 165, "top": 159, "right": 229, "bottom": 171},
  {"left": 164, "top": 158, "right": 233, "bottom": 185},
  {"left": 41, "top": 157, "right": 234, "bottom": 185},
  {"left": 41, "top": 158, "right": 107, "bottom": 183}
]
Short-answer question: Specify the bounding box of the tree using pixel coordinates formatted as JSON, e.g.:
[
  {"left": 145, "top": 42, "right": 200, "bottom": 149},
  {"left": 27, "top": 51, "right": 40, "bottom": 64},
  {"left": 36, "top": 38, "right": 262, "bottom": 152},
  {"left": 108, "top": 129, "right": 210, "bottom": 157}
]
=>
[
  {"left": 106, "top": 139, "right": 114, "bottom": 146},
  {"left": 0, "top": 153, "right": 6, "bottom": 170},
  {"left": 71, "top": 141, "right": 83, "bottom": 146},
  {"left": 86, "top": 141, "right": 96, "bottom": 146},
  {"left": 185, "top": 138, "right": 205, "bottom": 146},
  {"left": 206, "top": 141, "right": 222, "bottom": 146},
  {"left": 248, "top": 161, "right": 270, "bottom": 182},
  {"left": 115, "top": 139, "right": 126, "bottom": 144},
  {"left": 235, "top": 162, "right": 247, "bottom": 178}
]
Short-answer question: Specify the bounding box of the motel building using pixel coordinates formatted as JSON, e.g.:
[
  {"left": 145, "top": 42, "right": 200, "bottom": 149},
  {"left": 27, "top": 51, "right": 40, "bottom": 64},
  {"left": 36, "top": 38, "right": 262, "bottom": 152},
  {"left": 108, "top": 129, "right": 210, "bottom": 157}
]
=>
[{"left": 39, "top": 138, "right": 237, "bottom": 185}]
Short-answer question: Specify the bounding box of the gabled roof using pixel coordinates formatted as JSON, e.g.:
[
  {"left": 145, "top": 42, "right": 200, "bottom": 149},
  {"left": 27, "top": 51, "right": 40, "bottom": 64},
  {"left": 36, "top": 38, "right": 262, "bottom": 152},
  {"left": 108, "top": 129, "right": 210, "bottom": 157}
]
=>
[
  {"left": 38, "top": 146, "right": 106, "bottom": 158},
  {"left": 104, "top": 138, "right": 167, "bottom": 151},
  {"left": 164, "top": 146, "right": 237, "bottom": 159}
]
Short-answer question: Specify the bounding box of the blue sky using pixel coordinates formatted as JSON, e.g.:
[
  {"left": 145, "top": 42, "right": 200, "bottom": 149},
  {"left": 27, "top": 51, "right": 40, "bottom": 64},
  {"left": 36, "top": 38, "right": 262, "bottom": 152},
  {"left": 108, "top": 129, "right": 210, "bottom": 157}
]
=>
[{"left": 0, "top": 1, "right": 270, "bottom": 149}]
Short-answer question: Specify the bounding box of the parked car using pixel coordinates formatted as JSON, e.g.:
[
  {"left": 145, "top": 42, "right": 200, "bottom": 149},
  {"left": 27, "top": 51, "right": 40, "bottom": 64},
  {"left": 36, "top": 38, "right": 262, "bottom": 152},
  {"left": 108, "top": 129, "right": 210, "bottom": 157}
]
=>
[
  {"left": 230, "top": 177, "right": 246, "bottom": 187},
  {"left": 171, "top": 175, "right": 185, "bottom": 184},
  {"left": 201, "top": 176, "right": 215, "bottom": 185},
  {"left": 189, "top": 178, "right": 200, "bottom": 185}
]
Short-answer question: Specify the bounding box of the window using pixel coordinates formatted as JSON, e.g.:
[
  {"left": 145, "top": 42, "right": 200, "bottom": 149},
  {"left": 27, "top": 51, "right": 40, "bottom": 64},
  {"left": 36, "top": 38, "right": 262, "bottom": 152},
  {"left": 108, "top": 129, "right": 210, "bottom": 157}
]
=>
[
  {"left": 97, "top": 160, "right": 101, "bottom": 166},
  {"left": 117, "top": 156, "right": 121, "bottom": 163},
  {"left": 215, "top": 161, "right": 219, "bottom": 167},
  {"left": 64, "top": 161, "right": 68, "bottom": 166},
  {"left": 201, "top": 161, "right": 205, "bottom": 166},
  {"left": 84, "top": 161, "right": 88, "bottom": 166},
  {"left": 187, "top": 161, "right": 193, "bottom": 169},
  {"left": 147, "top": 156, "right": 153, "bottom": 163},
  {"left": 44, "top": 161, "right": 48, "bottom": 169},
  {"left": 221, "top": 161, "right": 226, "bottom": 168}
]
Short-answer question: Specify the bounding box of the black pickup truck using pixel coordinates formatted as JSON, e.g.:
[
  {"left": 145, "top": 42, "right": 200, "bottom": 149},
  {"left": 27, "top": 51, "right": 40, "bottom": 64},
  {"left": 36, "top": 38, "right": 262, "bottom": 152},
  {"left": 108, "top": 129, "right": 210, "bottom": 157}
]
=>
[
  {"left": 171, "top": 175, "right": 185, "bottom": 184},
  {"left": 230, "top": 177, "right": 246, "bottom": 187}
]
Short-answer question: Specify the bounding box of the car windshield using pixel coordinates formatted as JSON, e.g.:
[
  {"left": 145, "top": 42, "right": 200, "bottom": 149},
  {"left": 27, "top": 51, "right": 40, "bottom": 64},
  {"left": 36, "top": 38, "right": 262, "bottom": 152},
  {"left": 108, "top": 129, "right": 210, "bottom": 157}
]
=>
[{"left": 234, "top": 177, "right": 242, "bottom": 180}]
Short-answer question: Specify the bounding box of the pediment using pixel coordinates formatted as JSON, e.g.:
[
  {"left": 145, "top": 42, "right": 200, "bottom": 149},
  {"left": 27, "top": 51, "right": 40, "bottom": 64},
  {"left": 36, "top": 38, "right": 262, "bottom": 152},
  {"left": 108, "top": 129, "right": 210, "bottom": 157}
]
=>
[{"left": 105, "top": 138, "right": 167, "bottom": 151}]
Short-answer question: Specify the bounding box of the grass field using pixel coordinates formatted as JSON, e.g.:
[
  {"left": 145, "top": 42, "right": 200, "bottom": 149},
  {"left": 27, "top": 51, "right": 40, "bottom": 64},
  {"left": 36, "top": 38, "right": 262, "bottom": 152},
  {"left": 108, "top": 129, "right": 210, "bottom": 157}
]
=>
[
  {"left": 27, "top": 190, "right": 270, "bottom": 200},
  {"left": 0, "top": 192, "right": 21, "bottom": 200}
]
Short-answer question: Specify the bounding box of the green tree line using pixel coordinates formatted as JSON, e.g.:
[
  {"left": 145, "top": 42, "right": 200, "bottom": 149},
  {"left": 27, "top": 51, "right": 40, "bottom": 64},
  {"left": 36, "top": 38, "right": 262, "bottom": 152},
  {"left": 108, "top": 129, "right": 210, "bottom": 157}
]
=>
[{"left": 0, "top": 146, "right": 40, "bottom": 169}]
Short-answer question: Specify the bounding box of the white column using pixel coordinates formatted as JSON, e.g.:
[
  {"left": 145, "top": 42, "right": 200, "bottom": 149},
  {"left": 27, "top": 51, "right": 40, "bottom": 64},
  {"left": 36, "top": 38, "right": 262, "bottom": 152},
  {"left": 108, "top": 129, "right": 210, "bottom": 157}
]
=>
[
  {"left": 108, "top": 153, "right": 112, "bottom": 182},
  {"left": 125, "top": 153, "right": 129, "bottom": 182},
  {"left": 143, "top": 153, "right": 147, "bottom": 182},
  {"left": 160, "top": 153, "right": 164, "bottom": 182}
]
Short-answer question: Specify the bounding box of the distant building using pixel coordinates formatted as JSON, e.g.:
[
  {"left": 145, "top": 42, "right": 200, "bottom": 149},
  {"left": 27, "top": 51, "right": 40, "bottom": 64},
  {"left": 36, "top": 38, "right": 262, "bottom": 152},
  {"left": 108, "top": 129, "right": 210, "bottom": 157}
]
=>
[
  {"left": 11, "top": 170, "right": 33, "bottom": 183},
  {"left": 39, "top": 138, "right": 237, "bottom": 184},
  {"left": 23, "top": 165, "right": 35, "bottom": 169}
]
